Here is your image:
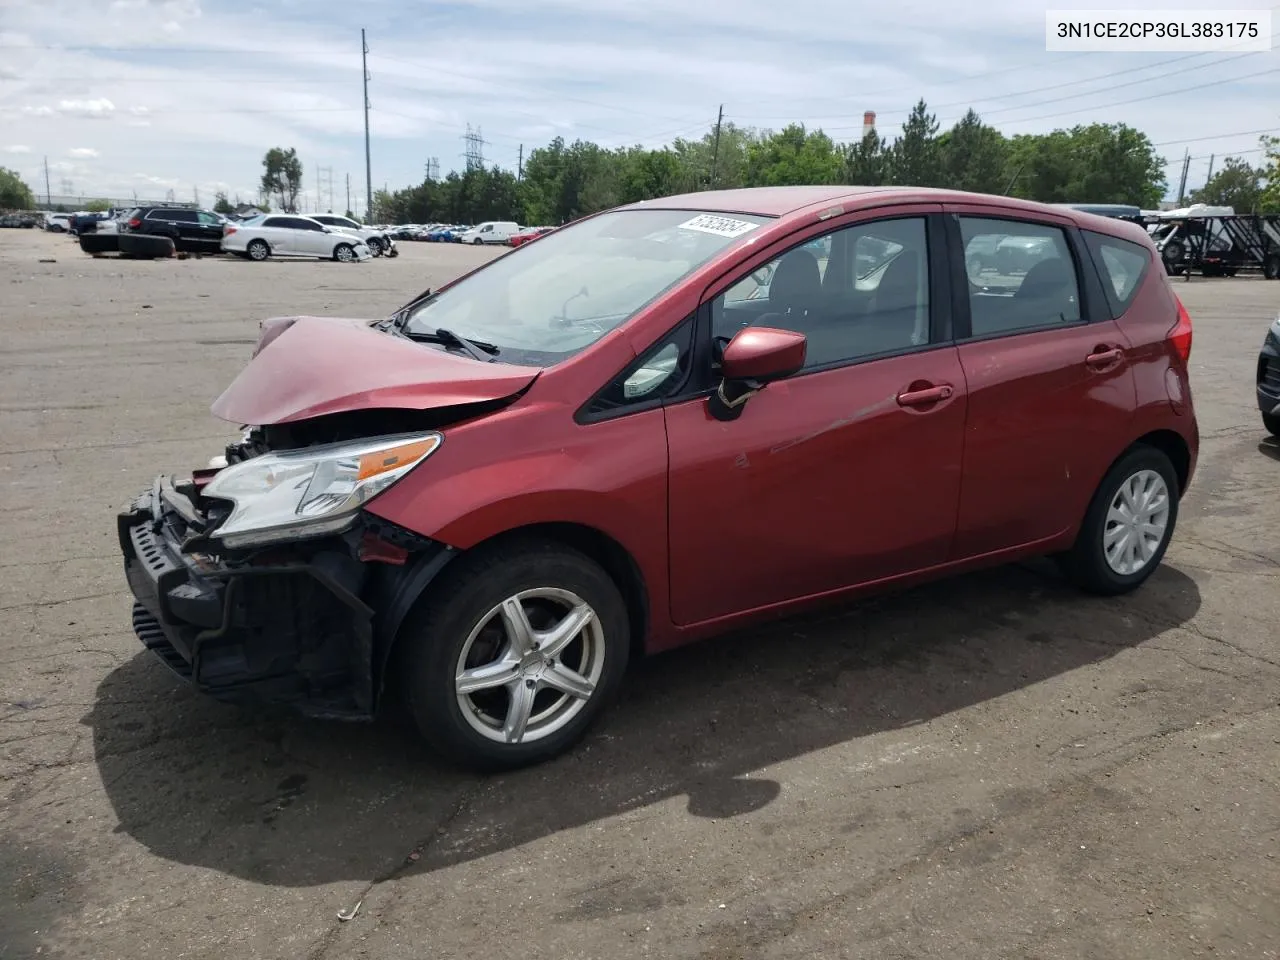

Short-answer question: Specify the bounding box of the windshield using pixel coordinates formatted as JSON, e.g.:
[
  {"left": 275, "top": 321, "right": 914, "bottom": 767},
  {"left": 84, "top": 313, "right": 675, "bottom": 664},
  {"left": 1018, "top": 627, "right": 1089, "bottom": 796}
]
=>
[{"left": 403, "top": 208, "right": 771, "bottom": 365}]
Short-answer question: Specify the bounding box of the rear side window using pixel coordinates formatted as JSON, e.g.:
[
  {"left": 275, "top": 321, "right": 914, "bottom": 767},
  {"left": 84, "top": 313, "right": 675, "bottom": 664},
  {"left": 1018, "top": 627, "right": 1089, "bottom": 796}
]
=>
[
  {"left": 1083, "top": 230, "right": 1150, "bottom": 315},
  {"left": 263, "top": 217, "right": 290, "bottom": 228}
]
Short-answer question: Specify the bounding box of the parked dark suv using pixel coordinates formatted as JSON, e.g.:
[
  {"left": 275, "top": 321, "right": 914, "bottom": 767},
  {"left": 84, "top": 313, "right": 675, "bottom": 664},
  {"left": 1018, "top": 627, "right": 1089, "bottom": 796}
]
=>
[{"left": 122, "top": 206, "right": 227, "bottom": 253}]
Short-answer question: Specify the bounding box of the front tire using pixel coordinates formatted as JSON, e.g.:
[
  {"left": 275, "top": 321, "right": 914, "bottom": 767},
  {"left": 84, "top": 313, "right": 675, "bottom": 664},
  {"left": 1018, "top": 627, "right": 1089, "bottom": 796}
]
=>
[
  {"left": 401, "top": 540, "right": 630, "bottom": 771},
  {"left": 1263, "top": 412, "right": 1280, "bottom": 437},
  {"left": 367, "top": 237, "right": 383, "bottom": 257},
  {"left": 333, "top": 242, "right": 356, "bottom": 262},
  {"left": 1058, "top": 445, "right": 1179, "bottom": 596},
  {"left": 473, "top": 237, "right": 483, "bottom": 245}
]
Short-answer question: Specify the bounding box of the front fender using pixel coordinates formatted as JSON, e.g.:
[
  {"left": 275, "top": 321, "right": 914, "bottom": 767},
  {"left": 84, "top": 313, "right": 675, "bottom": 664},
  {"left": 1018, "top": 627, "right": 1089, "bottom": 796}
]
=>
[{"left": 363, "top": 404, "right": 673, "bottom": 645}]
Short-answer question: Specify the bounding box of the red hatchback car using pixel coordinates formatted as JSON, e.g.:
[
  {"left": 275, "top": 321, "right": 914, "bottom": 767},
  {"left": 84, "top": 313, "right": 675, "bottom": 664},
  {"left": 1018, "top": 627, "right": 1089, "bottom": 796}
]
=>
[{"left": 119, "top": 186, "right": 1197, "bottom": 770}]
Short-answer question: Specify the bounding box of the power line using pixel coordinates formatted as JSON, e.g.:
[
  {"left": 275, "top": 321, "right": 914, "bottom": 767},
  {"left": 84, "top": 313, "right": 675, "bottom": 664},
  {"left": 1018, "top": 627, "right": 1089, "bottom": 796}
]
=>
[{"left": 738, "top": 42, "right": 1264, "bottom": 124}]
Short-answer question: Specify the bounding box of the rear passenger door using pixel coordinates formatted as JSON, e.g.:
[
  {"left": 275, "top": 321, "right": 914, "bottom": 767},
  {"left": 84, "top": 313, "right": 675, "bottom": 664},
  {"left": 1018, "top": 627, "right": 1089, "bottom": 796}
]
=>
[
  {"left": 261, "top": 216, "right": 296, "bottom": 254},
  {"left": 195, "top": 211, "right": 224, "bottom": 248},
  {"left": 289, "top": 217, "right": 332, "bottom": 256},
  {"left": 945, "top": 206, "right": 1137, "bottom": 559}
]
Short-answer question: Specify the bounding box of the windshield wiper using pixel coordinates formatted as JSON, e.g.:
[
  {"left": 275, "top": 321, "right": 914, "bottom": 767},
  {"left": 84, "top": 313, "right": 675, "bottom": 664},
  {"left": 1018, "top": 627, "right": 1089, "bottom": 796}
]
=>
[{"left": 404, "top": 327, "right": 499, "bottom": 362}]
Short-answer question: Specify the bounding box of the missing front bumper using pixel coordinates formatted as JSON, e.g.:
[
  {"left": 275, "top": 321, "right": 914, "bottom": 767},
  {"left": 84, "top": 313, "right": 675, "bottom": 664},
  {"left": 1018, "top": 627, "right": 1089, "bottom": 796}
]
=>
[{"left": 117, "top": 483, "right": 377, "bottom": 719}]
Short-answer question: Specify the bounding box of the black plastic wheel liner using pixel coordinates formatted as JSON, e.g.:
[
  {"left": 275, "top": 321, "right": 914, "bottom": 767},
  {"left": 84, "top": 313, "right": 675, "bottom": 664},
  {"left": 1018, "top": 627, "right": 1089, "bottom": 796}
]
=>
[
  {"left": 79, "top": 233, "right": 119, "bottom": 254},
  {"left": 119, "top": 233, "right": 175, "bottom": 259}
]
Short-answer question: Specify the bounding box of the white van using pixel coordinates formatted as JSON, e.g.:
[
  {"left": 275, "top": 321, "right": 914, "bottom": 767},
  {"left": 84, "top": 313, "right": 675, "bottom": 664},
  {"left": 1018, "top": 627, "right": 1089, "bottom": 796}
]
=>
[{"left": 458, "top": 221, "right": 519, "bottom": 245}]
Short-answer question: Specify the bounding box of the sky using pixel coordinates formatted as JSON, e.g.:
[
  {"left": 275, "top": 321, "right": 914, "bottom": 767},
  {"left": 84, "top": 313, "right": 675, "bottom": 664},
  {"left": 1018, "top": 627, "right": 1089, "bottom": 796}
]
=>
[{"left": 0, "top": 0, "right": 1277, "bottom": 215}]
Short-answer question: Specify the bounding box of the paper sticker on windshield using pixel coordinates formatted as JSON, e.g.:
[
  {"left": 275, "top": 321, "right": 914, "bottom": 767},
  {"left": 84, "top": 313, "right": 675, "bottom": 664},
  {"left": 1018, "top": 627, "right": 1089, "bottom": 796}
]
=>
[{"left": 677, "top": 214, "right": 757, "bottom": 238}]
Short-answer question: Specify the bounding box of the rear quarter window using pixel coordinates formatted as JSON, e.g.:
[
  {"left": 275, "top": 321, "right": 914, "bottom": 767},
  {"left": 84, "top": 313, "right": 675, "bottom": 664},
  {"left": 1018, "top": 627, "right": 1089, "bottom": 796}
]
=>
[{"left": 1083, "top": 230, "right": 1150, "bottom": 316}]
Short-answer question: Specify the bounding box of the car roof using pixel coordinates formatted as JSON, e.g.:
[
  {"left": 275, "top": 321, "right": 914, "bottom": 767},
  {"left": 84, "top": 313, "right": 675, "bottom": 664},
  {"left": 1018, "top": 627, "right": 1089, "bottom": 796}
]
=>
[{"left": 617, "top": 186, "right": 1131, "bottom": 231}]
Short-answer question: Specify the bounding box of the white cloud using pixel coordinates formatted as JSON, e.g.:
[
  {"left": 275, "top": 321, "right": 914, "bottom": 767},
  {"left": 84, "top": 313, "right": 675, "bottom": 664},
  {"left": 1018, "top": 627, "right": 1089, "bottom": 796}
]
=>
[
  {"left": 57, "top": 98, "right": 115, "bottom": 118},
  {"left": 4, "top": 145, "right": 32, "bottom": 154},
  {"left": 69, "top": 147, "right": 99, "bottom": 158},
  {"left": 0, "top": 0, "right": 1272, "bottom": 205}
]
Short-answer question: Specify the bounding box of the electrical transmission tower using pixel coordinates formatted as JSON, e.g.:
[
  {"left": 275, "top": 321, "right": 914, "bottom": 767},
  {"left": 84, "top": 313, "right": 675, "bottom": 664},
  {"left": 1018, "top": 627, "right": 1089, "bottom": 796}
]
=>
[
  {"left": 424, "top": 157, "right": 439, "bottom": 181},
  {"left": 462, "top": 125, "right": 486, "bottom": 172},
  {"left": 317, "top": 166, "right": 335, "bottom": 212}
]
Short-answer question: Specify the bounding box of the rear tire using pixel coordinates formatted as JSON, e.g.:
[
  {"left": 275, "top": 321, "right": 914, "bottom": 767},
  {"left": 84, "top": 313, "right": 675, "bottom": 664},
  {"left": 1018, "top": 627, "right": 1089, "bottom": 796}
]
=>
[
  {"left": 1264, "top": 255, "right": 1280, "bottom": 280},
  {"left": 400, "top": 539, "right": 630, "bottom": 772},
  {"left": 1058, "top": 445, "right": 1179, "bottom": 596},
  {"left": 1264, "top": 412, "right": 1280, "bottom": 437},
  {"left": 247, "top": 239, "right": 270, "bottom": 261}
]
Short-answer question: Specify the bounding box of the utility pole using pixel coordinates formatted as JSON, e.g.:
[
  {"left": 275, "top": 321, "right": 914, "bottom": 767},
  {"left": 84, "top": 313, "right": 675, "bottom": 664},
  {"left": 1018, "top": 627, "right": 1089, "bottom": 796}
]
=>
[
  {"left": 710, "top": 104, "right": 724, "bottom": 188},
  {"left": 43, "top": 155, "right": 51, "bottom": 208},
  {"left": 1176, "top": 148, "right": 1191, "bottom": 204},
  {"left": 518, "top": 144, "right": 523, "bottom": 181},
  {"left": 1205, "top": 154, "right": 1215, "bottom": 184},
  {"left": 362, "top": 28, "right": 373, "bottom": 223},
  {"left": 345, "top": 172, "right": 351, "bottom": 217},
  {"left": 193, "top": 185, "right": 199, "bottom": 207}
]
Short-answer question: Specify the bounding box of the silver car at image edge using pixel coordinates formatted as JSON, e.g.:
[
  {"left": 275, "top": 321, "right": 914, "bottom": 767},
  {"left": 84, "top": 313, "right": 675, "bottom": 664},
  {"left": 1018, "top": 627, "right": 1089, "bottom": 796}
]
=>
[{"left": 220, "top": 214, "right": 372, "bottom": 262}]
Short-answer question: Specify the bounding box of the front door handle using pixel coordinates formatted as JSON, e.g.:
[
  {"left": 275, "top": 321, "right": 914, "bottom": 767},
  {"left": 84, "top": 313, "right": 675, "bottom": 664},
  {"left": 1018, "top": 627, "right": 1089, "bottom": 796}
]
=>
[
  {"left": 897, "top": 383, "right": 954, "bottom": 407},
  {"left": 1086, "top": 346, "right": 1123, "bottom": 369}
]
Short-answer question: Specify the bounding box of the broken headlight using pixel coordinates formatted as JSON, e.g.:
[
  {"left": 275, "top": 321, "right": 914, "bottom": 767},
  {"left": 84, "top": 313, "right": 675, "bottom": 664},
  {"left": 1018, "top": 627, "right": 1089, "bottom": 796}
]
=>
[{"left": 202, "top": 432, "right": 442, "bottom": 548}]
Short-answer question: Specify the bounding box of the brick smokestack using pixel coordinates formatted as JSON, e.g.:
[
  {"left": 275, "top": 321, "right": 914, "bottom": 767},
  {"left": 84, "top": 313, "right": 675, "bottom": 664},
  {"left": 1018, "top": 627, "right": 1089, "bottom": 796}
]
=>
[{"left": 862, "top": 111, "right": 876, "bottom": 139}]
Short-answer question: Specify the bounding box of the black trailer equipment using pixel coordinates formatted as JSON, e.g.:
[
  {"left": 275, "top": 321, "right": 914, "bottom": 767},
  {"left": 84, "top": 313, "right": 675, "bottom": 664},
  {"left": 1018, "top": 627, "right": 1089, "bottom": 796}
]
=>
[{"left": 1151, "top": 214, "right": 1280, "bottom": 279}]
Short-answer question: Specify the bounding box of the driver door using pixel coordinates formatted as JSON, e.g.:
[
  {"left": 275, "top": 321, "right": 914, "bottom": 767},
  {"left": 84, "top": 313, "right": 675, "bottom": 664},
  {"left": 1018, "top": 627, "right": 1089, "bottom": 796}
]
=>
[{"left": 663, "top": 206, "right": 969, "bottom": 626}]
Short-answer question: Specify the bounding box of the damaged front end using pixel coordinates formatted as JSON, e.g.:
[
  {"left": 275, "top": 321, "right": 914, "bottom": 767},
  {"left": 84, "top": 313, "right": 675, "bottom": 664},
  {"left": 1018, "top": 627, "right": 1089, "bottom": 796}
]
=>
[{"left": 118, "top": 423, "right": 453, "bottom": 720}]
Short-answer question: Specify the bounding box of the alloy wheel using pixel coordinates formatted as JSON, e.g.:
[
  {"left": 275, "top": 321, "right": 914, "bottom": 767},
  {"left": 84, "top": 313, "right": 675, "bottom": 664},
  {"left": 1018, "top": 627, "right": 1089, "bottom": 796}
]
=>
[
  {"left": 454, "top": 587, "right": 605, "bottom": 745},
  {"left": 1103, "top": 468, "right": 1170, "bottom": 575}
]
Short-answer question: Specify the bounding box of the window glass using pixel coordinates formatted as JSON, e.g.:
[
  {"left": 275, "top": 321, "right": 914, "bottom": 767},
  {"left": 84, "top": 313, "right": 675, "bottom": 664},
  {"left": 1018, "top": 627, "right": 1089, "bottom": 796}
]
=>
[
  {"left": 294, "top": 218, "right": 323, "bottom": 231},
  {"left": 1083, "top": 230, "right": 1150, "bottom": 315},
  {"left": 584, "top": 319, "right": 694, "bottom": 417},
  {"left": 711, "top": 217, "right": 931, "bottom": 369},
  {"left": 959, "top": 217, "right": 1081, "bottom": 337},
  {"left": 197, "top": 212, "right": 221, "bottom": 225},
  {"left": 403, "top": 209, "right": 769, "bottom": 367},
  {"left": 263, "top": 217, "right": 290, "bottom": 229}
]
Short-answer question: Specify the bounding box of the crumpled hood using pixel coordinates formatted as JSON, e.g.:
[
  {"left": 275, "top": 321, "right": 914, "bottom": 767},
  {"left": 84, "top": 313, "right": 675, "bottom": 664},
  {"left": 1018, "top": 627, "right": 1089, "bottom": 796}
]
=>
[{"left": 210, "top": 316, "right": 541, "bottom": 425}]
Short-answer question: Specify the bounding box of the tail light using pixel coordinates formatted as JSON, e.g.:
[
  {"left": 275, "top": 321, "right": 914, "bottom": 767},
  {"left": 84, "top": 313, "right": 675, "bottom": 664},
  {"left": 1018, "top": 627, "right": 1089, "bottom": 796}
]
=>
[
  {"left": 1170, "top": 295, "right": 1192, "bottom": 364},
  {"left": 127, "top": 217, "right": 141, "bottom": 229},
  {"left": 224, "top": 225, "right": 236, "bottom": 236}
]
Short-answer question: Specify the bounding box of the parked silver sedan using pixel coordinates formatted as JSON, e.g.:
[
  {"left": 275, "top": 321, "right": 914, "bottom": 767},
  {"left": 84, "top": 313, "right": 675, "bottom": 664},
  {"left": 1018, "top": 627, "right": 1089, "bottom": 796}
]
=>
[{"left": 220, "top": 214, "right": 371, "bottom": 262}]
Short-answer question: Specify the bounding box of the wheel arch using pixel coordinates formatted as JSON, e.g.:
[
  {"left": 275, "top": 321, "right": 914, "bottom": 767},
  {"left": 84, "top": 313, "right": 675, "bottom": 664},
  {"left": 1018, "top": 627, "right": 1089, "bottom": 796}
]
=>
[
  {"left": 1131, "top": 428, "right": 1191, "bottom": 493},
  {"left": 375, "top": 520, "right": 651, "bottom": 708}
]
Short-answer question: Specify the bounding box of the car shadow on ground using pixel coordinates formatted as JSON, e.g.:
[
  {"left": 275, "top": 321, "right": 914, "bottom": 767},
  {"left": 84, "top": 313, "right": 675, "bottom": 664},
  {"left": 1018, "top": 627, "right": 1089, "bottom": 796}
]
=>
[
  {"left": 1257, "top": 437, "right": 1280, "bottom": 461},
  {"left": 86, "top": 560, "right": 1200, "bottom": 888}
]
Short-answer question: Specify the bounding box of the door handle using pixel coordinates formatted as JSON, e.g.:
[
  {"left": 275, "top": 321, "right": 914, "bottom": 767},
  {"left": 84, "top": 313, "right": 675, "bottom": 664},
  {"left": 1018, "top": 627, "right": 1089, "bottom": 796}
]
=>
[
  {"left": 1086, "top": 347, "right": 1123, "bottom": 369},
  {"left": 897, "top": 383, "right": 954, "bottom": 407}
]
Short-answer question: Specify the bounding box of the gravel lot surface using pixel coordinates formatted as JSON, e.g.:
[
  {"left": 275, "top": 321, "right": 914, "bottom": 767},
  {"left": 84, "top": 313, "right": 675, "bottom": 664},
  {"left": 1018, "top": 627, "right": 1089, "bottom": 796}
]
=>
[{"left": 1, "top": 227, "right": 1277, "bottom": 960}]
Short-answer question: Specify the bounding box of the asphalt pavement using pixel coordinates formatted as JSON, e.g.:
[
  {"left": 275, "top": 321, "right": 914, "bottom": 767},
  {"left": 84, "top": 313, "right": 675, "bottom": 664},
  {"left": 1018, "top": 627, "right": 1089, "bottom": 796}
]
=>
[{"left": 1, "top": 227, "right": 1276, "bottom": 960}]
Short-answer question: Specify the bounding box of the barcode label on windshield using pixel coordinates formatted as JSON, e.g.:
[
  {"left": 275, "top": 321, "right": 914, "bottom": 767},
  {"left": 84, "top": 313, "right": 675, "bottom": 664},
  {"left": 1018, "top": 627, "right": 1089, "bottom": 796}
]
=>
[{"left": 677, "top": 215, "right": 757, "bottom": 238}]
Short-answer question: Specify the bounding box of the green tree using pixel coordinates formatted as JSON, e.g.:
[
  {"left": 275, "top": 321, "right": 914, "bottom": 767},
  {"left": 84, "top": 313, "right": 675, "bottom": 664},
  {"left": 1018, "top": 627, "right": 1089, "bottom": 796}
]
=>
[
  {"left": 213, "top": 191, "right": 234, "bottom": 215},
  {"left": 1257, "top": 136, "right": 1280, "bottom": 213},
  {"left": 843, "top": 129, "right": 890, "bottom": 185},
  {"left": 260, "top": 147, "right": 303, "bottom": 212},
  {"left": 745, "top": 124, "right": 843, "bottom": 186},
  {"left": 1005, "top": 124, "right": 1164, "bottom": 206},
  {"left": 937, "top": 110, "right": 1008, "bottom": 194},
  {"left": 1190, "top": 157, "right": 1264, "bottom": 211},
  {"left": 0, "top": 167, "right": 36, "bottom": 209},
  {"left": 345, "top": 209, "right": 356, "bottom": 220},
  {"left": 889, "top": 100, "right": 942, "bottom": 186},
  {"left": 83, "top": 198, "right": 110, "bottom": 212}
]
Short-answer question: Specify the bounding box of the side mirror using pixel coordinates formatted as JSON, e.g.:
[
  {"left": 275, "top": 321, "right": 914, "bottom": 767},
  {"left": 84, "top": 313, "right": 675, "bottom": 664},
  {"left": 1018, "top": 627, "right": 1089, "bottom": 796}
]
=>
[{"left": 709, "top": 327, "right": 806, "bottom": 421}]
